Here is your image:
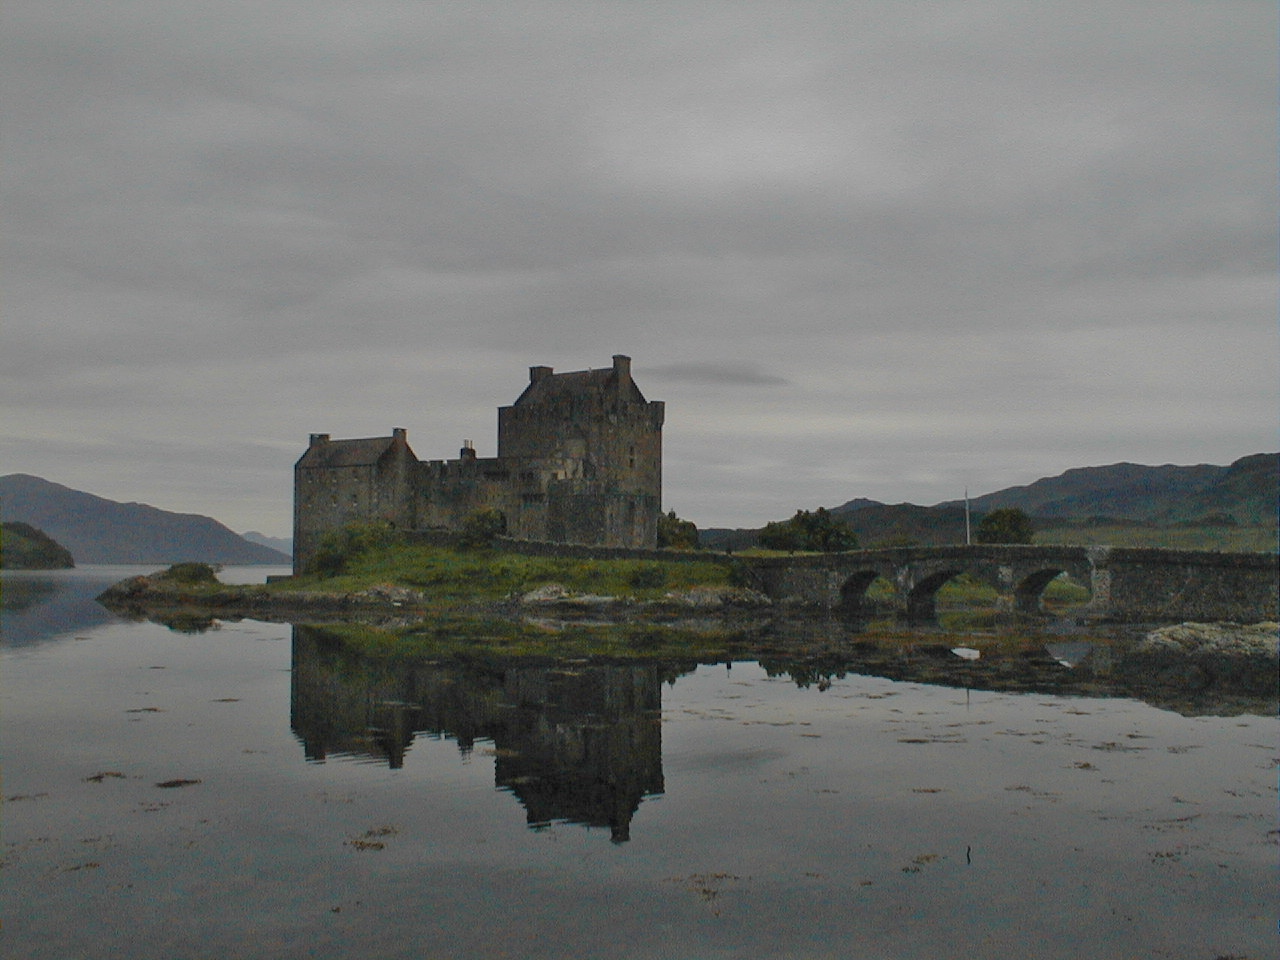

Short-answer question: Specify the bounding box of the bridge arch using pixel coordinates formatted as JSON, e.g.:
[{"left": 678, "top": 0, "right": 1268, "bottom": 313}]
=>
[
  {"left": 836, "top": 570, "right": 888, "bottom": 614},
  {"left": 905, "top": 567, "right": 967, "bottom": 621},
  {"left": 1014, "top": 567, "right": 1076, "bottom": 614}
]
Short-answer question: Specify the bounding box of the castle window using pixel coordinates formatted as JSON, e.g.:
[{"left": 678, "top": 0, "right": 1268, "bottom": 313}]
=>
[{"left": 629, "top": 446, "right": 636, "bottom": 468}]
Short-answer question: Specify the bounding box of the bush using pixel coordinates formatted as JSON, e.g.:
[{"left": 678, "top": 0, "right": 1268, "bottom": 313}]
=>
[
  {"left": 157, "top": 562, "right": 220, "bottom": 584},
  {"left": 306, "top": 521, "right": 399, "bottom": 577},
  {"left": 458, "top": 509, "right": 508, "bottom": 548},
  {"left": 975, "top": 508, "right": 1035, "bottom": 545},
  {"left": 657, "top": 510, "right": 699, "bottom": 549},
  {"left": 758, "top": 507, "right": 859, "bottom": 552}
]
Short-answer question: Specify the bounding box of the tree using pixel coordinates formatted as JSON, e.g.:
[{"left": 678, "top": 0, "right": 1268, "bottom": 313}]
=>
[
  {"left": 757, "top": 507, "right": 859, "bottom": 552},
  {"left": 657, "top": 509, "right": 699, "bottom": 549},
  {"left": 975, "top": 507, "right": 1034, "bottom": 544}
]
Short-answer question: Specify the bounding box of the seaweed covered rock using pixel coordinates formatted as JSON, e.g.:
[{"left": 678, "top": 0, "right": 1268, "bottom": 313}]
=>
[{"left": 1120, "top": 621, "right": 1278, "bottom": 697}]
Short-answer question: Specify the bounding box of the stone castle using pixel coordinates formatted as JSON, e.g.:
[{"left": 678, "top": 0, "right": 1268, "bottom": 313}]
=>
[{"left": 293, "top": 355, "right": 663, "bottom": 572}]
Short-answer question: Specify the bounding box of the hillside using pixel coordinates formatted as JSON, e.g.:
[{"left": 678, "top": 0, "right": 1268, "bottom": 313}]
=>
[
  {"left": 704, "top": 453, "right": 1277, "bottom": 552},
  {"left": 828, "top": 502, "right": 971, "bottom": 547},
  {"left": 243, "top": 531, "right": 293, "bottom": 557},
  {"left": 935, "top": 454, "right": 1276, "bottom": 523},
  {"left": 0, "top": 474, "right": 291, "bottom": 565},
  {"left": 1, "top": 521, "right": 75, "bottom": 569}
]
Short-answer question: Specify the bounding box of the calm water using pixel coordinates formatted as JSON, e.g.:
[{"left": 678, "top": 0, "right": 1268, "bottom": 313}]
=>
[{"left": 2, "top": 567, "right": 1275, "bottom": 959}]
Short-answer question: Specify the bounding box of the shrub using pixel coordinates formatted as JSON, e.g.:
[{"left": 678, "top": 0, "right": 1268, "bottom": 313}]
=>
[
  {"left": 657, "top": 510, "right": 699, "bottom": 549},
  {"left": 307, "top": 521, "right": 399, "bottom": 577},
  {"left": 458, "top": 509, "right": 508, "bottom": 548},
  {"left": 758, "top": 507, "right": 858, "bottom": 552},
  {"left": 975, "top": 508, "right": 1035, "bottom": 545},
  {"left": 157, "top": 562, "right": 220, "bottom": 584}
]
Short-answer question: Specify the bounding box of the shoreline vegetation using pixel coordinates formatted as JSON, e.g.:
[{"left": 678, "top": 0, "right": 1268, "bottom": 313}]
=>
[{"left": 91, "top": 551, "right": 1278, "bottom": 717}]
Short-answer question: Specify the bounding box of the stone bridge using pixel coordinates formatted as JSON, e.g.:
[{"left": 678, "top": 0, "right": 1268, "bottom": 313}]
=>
[{"left": 738, "top": 545, "right": 1277, "bottom": 623}]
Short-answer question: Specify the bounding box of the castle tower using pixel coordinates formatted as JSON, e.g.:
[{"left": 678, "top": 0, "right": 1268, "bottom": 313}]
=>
[{"left": 497, "top": 355, "right": 664, "bottom": 547}]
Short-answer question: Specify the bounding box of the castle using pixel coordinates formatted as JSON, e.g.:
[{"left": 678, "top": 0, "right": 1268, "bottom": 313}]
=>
[{"left": 293, "top": 355, "right": 664, "bottom": 572}]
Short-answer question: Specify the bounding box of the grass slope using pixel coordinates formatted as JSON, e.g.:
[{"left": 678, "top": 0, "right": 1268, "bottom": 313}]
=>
[{"left": 279, "top": 542, "right": 737, "bottom": 602}]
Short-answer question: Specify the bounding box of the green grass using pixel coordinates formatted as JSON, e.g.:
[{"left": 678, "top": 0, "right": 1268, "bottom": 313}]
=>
[{"left": 275, "top": 542, "right": 736, "bottom": 602}]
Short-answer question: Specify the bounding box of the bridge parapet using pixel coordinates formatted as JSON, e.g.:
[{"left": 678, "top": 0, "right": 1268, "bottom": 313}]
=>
[{"left": 1085, "top": 547, "right": 1277, "bottom": 622}]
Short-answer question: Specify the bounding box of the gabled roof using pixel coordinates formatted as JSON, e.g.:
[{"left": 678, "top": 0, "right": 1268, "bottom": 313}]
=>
[
  {"left": 511, "top": 367, "right": 647, "bottom": 407},
  {"left": 297, "top": 436, "right": 407, "bottom": 469}
]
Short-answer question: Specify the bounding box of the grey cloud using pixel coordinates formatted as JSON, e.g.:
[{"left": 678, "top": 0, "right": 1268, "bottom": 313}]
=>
[{"left": 2, "top": 1, "right": 1275, "bottom": 533}]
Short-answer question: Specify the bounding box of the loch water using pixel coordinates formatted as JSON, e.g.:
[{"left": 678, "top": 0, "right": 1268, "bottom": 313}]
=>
[{"left": 2, "top": 567, "right": 1275, "bottom": 959}]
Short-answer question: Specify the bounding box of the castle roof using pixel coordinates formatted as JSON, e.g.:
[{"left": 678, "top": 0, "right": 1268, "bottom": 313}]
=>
[
  {"left": 296, "top": 433, "right": 412, "bottom": 469},
  {"left": 511, "top": 355, "right": 648, "bottom": 407}
]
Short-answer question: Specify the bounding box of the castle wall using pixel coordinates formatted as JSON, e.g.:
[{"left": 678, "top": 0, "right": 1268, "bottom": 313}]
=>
[
  {"left": 416, "top": 457, "right": 519, "bottom": 531},
  {"left": 545, "top": 485, "right": 660, "bottom": 548},
  {"left": 293, "top": 432, "right": 417, "bottom": 572},
  {"left": 294, "top": 357, "right": 664, "bottom": 563}
]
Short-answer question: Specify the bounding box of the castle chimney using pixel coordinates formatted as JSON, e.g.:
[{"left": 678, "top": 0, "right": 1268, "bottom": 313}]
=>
[
  {"left": 309, "top": 433, "right": 330, "bottom": 446},
  {"left": 460, "top": 439, "right": 476, "bottom": 461},
  {"left": 612, "top": 354, "right": 631, "bottom": 393},
  {"left": 530, "top": 365, "right": 553, "bottom": 383},
  {"left": 392, "top": 427, "right": 406, "bottom": 442}
]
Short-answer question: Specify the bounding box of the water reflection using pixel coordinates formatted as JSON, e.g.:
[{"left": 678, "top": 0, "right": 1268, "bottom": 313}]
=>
[
  {"left": 1, "top": 568, "right": 128, "bottom": 646},
  {"left": 4, "top": 580, "right": 1275, "bottom": 959},
  {"left": 287, "top": 615, "right": 1276, "bottom": 844},
  {"left": 291, "top": 627, "right": 678, "bottom": 842}
]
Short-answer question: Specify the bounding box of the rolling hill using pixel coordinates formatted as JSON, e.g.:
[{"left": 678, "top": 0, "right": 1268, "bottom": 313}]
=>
[
  {"left": 0, "top": 474, "right": 291, "bottom": 565},
  {"left": 934, "top": 454, "right": 1276, "bottom": 523},
  {"left": 701, "top": 453, "right": 1277, "bottom": 551}
]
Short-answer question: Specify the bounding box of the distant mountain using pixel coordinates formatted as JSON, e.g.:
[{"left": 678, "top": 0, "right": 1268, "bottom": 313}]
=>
[
  {"left": 0, "top": 474, "right": 291, "bottom": 564},
  {"left": 243, "top": 531, "right": 293, "bottom": 557},
  {"left": 1153, "top": 453, "right": 1279, "bottom": 525},
  {"left": 1, "top": 521, "right": 75, "bottom": 569},
  {"left": 702, "top": 453, "right": 1277, "bottom": 551},
  {"left": 936, "top": 454, "right": 1277, "bottom": 523},
  {"left": 827, "top": 502, "right": 972, "bottom": 547}
]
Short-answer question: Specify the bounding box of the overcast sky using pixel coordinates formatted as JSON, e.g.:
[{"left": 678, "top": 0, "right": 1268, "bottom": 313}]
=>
[{"left": 4, "top": 1, "right": 1276, "bottom": 537}]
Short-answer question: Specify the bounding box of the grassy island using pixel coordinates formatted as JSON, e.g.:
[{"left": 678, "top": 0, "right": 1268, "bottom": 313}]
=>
[{"left": 97, "top": 536, "right": 751, "bottom": 626}]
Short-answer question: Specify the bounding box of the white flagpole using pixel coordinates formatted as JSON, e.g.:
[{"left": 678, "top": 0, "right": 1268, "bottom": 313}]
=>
[{"left": 964, "top": 488, "right": 972, "bottom": 545}]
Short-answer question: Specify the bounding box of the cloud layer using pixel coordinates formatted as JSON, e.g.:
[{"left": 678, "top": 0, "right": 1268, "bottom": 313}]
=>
[{"left": 4, "top": 1, "right": 1275, "bottom": 533}]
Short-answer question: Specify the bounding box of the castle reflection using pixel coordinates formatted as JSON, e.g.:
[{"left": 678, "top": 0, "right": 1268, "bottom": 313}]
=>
[
  {"left": 290, "top": 626, "right": 688, "bottom": 842},
  {"left": 289, "top": 621, "right": 1272, "bottom": 843}
]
